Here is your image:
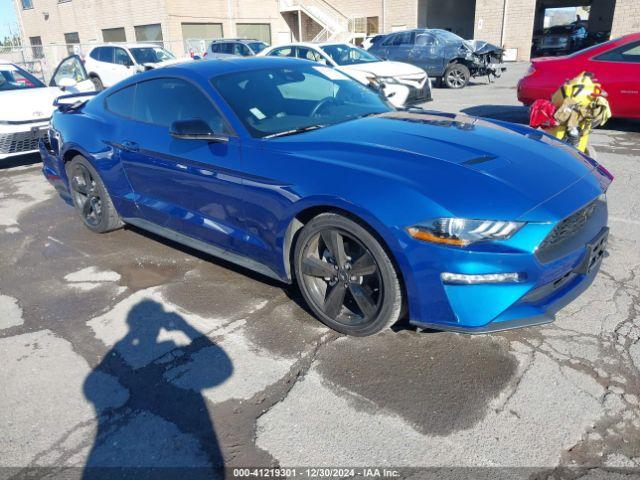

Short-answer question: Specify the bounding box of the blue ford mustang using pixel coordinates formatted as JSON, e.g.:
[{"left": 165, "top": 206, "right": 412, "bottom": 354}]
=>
[{"left": 40, "top": 57, "right": 612, "bottom": 336}]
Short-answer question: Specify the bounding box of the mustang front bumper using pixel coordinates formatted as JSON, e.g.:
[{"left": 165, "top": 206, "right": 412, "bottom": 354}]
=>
[{"left": 404, "top": 196, "right": 608, "bottom": 333}]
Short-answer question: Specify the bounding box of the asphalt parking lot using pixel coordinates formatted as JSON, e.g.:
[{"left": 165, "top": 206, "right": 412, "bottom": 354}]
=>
[{"left": 1, "top": 62, "right": 639, "bottom": 479}]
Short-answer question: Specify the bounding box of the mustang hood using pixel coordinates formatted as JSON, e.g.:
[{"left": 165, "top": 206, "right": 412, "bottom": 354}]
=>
[
  {"left": 270, "top": 111, "right": 608, "bottom": 221},
  {"left": 0, "top": 87, "right": 61, "bottom": 122}
]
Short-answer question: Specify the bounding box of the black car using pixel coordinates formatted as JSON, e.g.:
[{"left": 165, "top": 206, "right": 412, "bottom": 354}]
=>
[
  {"left": 535, "top": 23, "right": 588, "bottom": 56},
  {"left": 367, "top": 29, "right": 505, "bottom": 89}
]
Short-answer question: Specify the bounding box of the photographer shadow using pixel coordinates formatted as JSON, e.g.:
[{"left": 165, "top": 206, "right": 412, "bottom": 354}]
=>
[{"left": 82, "top": 299, "right": 232, "bottom": 480}]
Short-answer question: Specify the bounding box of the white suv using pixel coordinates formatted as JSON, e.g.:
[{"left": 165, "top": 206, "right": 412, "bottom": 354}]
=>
[{"left": 84, "top": 43, "right": 181, "bottom": 90}]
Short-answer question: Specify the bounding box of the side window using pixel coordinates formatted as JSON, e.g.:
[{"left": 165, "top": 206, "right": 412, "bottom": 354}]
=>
[
  {"left": 222, "top": 42, "right": 234, "bottom": 54},
  {"left": 51, "top": 55, "right": 88, "bottom": 86},
  {"left": 210, "top": 43, "right": 220, "bottom": 53},
  {"left": 415, "top": 33, "right": 437, "bottom": 47},
  {"left": 100, "top": 47, "right": 114, "bottom": 63},
  {"left": 297, "top": 47, "right": 323, "bottom": 63},
  {"left": 397, "top": 31, "right": 414, "bottom": 45},
  {"left": 105, "top": 84, "right": 136, "bottom": 117},
  {"left": 270, "top": 47, "right": 295, "bottom": 57},
  {"left": 114, "top": 48, "right": 132, "bottom": 66},
  {"left": 133, "top": 78, "right": 228, "bottom": 133},
  {"left": 382, "top": 34, "right": 397, "bottom": 46},
  {"left": 234, "top": 43, "right": 252, "bottom": 56},
  {"left": 89, "top": 47, "right": 102, "bottom": 61},
  {"left": 595, "top": 41, "right": 640, "bottom": 63}
]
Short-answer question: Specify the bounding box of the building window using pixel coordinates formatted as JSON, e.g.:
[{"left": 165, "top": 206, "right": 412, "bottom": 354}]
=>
[
  {"left": 102, "top": 27, "right": 127, "bottom": 43},
  {"left": 29, "top": 36, "right": 44, "bottom": 59},
  {"left": 236, "top": 23, "right": 271, "bottom": 44},
  {"left": 366, "top": 17, "right": 379, "bottom": 35},
  {"left": 134, "top": 24, "right": 163, "bottom": 44},
  {"left": 181, "top": 22, "right": 223, "bottom": 40},
  {"left": 64, "top": 32, "right": 80, "bottom": 55},
  {"left": 21, "top": 0, "right": 33, "bottom": 9}
]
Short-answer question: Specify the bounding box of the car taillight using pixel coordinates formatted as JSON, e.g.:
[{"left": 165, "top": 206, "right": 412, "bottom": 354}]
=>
[{"left": 525, "top": 64, "right": 536, "bottom": 76}]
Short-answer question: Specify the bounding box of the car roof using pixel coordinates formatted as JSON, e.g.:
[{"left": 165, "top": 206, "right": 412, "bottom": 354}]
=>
[
  {"left": 268, "top": 42, "right": 352, "bottom": 49},
  {"left": 88, "top": 43, "right": 161, "bottom": 50},
  {"left": 211, "top": 38, "right": 263, "bottom": 44}
]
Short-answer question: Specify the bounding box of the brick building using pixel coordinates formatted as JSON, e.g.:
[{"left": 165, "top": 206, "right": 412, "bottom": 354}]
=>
[{"left": 12, "top": 0, "right": 640, "bottom": 62}]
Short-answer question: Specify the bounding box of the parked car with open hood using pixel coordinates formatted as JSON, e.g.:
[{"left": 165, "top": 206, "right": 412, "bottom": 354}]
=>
[
  {"left": 261, "top": 42, "right": 431, "bottom": 107},
  {"left": 41, "top": 57, "right": 611, "bottom": 336},
  {"left": 368, "top": 29, "right": 505, "bottom": 89},
  {"left": 84, "top": 43, "right": 187, "bottom": 90},
  {"left": 0, "top": 56, "right": 94, "bottom": 160}
]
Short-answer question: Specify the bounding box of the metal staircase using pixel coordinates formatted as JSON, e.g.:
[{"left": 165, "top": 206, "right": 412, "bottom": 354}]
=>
[{"left": 278, "top": 0, "right": 366, "bottom": 43}]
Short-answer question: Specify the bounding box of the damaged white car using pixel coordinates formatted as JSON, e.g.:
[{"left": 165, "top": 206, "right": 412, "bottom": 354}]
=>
[
  {"left": 0, "top": 56, "right": 94, "bottom": 160},
  {"left": 260, "top": 42, "right": 431, "bottom": 107}
]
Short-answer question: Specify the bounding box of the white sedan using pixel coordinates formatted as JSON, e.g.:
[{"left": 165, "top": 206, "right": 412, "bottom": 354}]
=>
[
  {"left": 0, "top": 56, "right": 94, "bottom": 160},
  {"left": 260, "top": 42, "right": 431, "bottom": 107}
]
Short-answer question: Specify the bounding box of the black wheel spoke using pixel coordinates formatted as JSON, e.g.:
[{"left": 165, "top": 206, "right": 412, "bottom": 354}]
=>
[
  {"left": 321, "top": 230, "right": 346, "bottom": 267},
  {"left": 323, "top": 284, "right": 346, "bottom": 318},
  {"left": 81, "top": 197, "right": 93, "bottom": 218},
  {"left": 302, "top": 257, "right": 335, "bottom": 278},
  {"left": 350, "top": 251, "right": 377, "bottom": 277},
  {"left": 348, "top": 283, "right": 377, "bottom": 318}
]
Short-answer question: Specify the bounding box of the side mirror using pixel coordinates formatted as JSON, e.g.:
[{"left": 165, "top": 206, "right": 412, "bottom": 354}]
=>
[
  {"left": 170, "top": 119, "right": 228, "bottom": 142},
  {"left": 58, "top": 77, "right": 78, "bottom": 89}
]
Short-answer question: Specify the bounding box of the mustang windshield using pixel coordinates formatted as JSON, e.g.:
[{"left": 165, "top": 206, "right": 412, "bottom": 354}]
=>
[
  {"left": 211, "top": 64, "right": 392, "bottom": 138},
  {"left": 321, "top": 44, "right": 380, "bottom": 66},
  {"left": 0, "top": 64, "right": 45, "bottom": 91},
  {"left": 130, "top": 47, "right": 175, "bottom": 64}
]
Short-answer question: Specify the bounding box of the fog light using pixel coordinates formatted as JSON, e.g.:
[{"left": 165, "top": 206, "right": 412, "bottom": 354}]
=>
[{"left": 441, "top": 272, "right": 524, "bottom": 284}]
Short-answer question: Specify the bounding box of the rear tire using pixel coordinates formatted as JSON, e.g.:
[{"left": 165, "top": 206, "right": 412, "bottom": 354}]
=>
[
  {"left": 294, "top": 213, "right": 403, "bottom": 336},
  {"left": 444, "top": 63, "right": 470, "bottom": 89},
  {"left": 66, "top": 156, "right": 123, "bottom": 233}
]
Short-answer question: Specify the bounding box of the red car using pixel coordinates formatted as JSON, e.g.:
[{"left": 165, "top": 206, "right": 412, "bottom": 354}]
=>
[{"left": 518, "top": 33, "right": 640, "bottom": 119}]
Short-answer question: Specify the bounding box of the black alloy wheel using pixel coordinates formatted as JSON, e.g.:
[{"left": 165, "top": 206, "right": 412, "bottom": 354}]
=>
[
  {"left": 70, "top": 162, "right": 102, "bottom": 227},
  {"left": 294, "top": 213, "right": 403, "bottom": 336},
  {"left": 66, "top": 156, "right": 123, "bottom": 233}
]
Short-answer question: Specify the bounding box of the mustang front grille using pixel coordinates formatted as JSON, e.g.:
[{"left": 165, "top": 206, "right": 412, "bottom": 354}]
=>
[
  {"left": 538, "top": 199, "right": 598, "bottom": 253},
  {"left": 0, "top": 130, "right": 47, "bottom": 155}
]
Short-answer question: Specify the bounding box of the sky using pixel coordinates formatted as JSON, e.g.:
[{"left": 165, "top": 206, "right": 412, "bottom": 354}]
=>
[{"left": 1, "top": 0, "right": 18, "bottom": 40}]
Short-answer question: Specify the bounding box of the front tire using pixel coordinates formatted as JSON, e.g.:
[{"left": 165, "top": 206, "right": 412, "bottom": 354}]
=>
[
  {"left": 66, "top": 156, "right": 123, "bottom": 233},
  {"left": 294, "top": 213, "right": 403, "bottom": 336},
  {"left": 444, "top": 63, "right": 470, "bottom": 89}
]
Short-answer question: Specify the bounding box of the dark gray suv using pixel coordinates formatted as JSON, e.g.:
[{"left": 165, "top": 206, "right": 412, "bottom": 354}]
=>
[
  {"left": 367, "top": 29, "right": 504, "bottom": 89},
  {"left": 205, "top": 39, "right": 269, "bottom": 58}
]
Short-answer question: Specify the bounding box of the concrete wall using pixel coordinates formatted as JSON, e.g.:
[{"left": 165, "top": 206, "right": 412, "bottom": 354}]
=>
[
  {"left": 475, "top": 0, "right": 536, "bottom": 61},
  {"left": 384, "top": 0, "right": 419, "bottom": 32},
  {"left": 14, "top": 0, "right": 168, "bottom": 46},
  {"left": 611, "top": 0, "right": 640, "bottom": 38}
]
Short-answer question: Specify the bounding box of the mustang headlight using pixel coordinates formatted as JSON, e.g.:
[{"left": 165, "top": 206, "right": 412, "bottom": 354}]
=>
[{"left": 407, "top": 218, "right": 525, "bottom": 246}]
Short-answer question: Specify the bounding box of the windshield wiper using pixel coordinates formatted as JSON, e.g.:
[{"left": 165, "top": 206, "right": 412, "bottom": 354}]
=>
[{"left": 264, "top": 124, "right": 326, "bottom": 139}]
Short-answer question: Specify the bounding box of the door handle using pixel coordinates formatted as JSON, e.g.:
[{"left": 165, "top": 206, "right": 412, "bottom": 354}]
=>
[{"left": 122, "top": 140, "right": 139, "bottom": 152}]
